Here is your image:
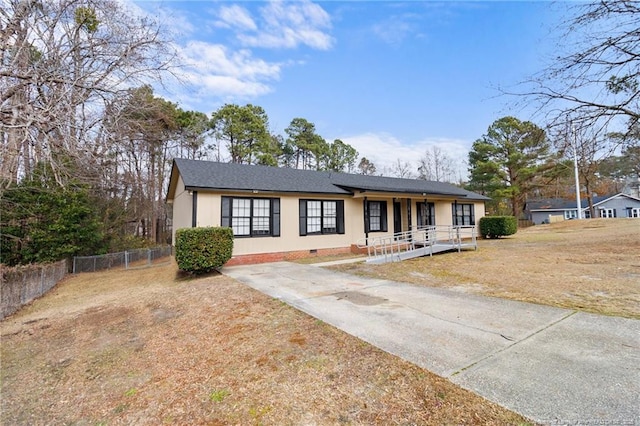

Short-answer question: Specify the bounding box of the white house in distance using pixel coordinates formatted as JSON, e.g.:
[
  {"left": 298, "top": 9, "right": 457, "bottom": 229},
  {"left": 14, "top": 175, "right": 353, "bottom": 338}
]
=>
[
  {"left": 526, "top": 193, "right": 640, "bottom": 225},
  {"left": 166, "top": 159, "right": 489, "bottom": 265}
]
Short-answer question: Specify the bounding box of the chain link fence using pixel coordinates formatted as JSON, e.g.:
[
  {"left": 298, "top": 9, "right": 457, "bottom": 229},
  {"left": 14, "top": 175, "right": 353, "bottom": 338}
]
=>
[
  {"left": 72, "top": 246, "right": 172, "bottom": 273},
  {"left": 1, "top": 260, "right": 67, "bottom": 319}
]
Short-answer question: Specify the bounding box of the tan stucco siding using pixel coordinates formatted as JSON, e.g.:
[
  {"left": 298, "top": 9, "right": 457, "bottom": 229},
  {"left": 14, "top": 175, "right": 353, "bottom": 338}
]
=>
[
  {"left": 171, "top": 186, "right": 487, "bottom": 255},
  {"left": 191, "top": 192, "right": 369, "bottom": 256},
  {"left": 170, "top": 175, "right": 193, "bottom": 244},
  {"left": 434, "top": 201, "right": 453, "bottom": 226},
  {"left": 475, "top": 202, "right": 486, "bottom": 222},
  {"left": 194, "top": 194, "right": 220, "bottom": 228},
  {"left": 429, "top": 199, "right": 486, "bottom": 228}
]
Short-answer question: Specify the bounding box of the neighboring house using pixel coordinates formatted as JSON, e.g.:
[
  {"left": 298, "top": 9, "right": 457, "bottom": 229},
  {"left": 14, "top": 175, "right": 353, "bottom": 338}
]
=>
[
  {"left": 166, "top": 159, "right": 490, "bottom": 265},
  {"left": 526, "top": 193, "right": 640, "bottom": 225}
]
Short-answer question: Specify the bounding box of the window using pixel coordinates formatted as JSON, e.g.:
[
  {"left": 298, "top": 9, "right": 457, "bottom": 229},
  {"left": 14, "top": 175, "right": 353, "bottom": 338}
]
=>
[
  {"left": 369, "top": 202, "right": 382, "bottom": 231},
  {"left": 231, "top": 198, "right": 251, "bottom": 235},
  {"left": 452, "top": 203, "right": 475, "bottom": 226},
  {"left": 299, "top": 200, "right": 344, "bottom": 235},
  {"left": 600, "top": 208, "right": 616, "bottom": 218},
  {"left": 627, "top": 207, "right": 640, "bottom": 218},
  {"left": 417, "top": 202, "right": 435, "bottom": 226},
  {"left": 564, "top": 209, "right": 578, "bottom": 220},
  {"left": 365, "top": 200, "right": 388, "bottom": 233},
  {"left": 221, "top": 197, "right": 280, "bottom": 237}
]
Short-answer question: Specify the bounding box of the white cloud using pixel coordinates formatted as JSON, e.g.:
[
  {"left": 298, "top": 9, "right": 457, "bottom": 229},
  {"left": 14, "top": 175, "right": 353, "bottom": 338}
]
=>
[
  {"left": 158, "top": 1, "right": 333, "bottom": 106},
  {"left": 215, "top": 5, "right": 257, "bottom": 31},
  {"left": 372, "top": 14, "right": 422, "bottom": 45},
  {"left": 123, "top": 0, "right": 196, "bottom": 37},
  {"left": 166, "top": 41, "right": 283, "bottom": 106},
  {"left": 236, "top": 0, "right": 334, "bottom": 50},
  {"left": 183, "top": 42, "right": 281, "bottom": 79},
  {"left": 340, "top": 132, "right": 470, "bottom": 180}
]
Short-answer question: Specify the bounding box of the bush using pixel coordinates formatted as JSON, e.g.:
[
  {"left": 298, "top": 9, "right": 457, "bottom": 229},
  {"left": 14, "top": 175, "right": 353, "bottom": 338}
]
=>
[
  {"left": 479, "top": 216, "right": 517, "bottom": 239},
  {"left": 175, "top": 227, "right": 234, "bottom": 274}
]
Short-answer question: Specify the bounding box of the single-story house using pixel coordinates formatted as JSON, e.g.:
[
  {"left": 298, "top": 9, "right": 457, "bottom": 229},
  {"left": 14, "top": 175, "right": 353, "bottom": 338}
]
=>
[
  {"left": 166, "top": 159, "right": 490, "bottom": 265},
  {"left": 526, "top": 193, "right": 640, "bottom": 225}
]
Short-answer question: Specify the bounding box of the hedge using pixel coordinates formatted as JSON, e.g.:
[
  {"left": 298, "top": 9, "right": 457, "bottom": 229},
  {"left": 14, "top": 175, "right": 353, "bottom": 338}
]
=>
[
  {"left": 479, "top": 216, "right": 517, "bottom": 239},
  {"left": 175, "top": 227, "right": 234, "bottom": 274}
]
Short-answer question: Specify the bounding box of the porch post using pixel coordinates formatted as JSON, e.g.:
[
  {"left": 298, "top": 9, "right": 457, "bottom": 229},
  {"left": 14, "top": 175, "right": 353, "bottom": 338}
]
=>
[
  {"left": 454, "top": 200, "right": 458, "bottom": 226},
  {"left": 363, "top": 197, "right": 369, "bottom": 242}
]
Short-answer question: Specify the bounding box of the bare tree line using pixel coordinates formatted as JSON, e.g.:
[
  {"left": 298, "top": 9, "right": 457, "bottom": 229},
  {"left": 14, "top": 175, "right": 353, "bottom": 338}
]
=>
[{"left": 2, "top": 0, "right": 640, "bottom": 261}]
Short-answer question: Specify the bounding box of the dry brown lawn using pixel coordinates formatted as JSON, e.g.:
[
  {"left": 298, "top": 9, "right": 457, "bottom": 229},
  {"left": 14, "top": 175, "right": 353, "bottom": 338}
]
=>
[
  {"left": 332, "top": 219, "right": 640, "bottom": 319},
  {"left": 1, "top": 262, "right": 530, "bottom": 425}
]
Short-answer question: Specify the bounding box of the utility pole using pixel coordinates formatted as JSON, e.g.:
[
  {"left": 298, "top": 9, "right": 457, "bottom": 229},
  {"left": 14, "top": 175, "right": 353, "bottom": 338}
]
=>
[{"left": 572, "top": 125, "right": 582, "bottom": 219}]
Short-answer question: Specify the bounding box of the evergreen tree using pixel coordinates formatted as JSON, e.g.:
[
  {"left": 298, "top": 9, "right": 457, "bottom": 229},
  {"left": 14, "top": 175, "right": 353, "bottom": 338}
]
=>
[
  {"left": 467, "top": 117, "right": 551, "bottom": 217},
  {"left": 1, "top": 164, "right": 105, "bottom": 266}
]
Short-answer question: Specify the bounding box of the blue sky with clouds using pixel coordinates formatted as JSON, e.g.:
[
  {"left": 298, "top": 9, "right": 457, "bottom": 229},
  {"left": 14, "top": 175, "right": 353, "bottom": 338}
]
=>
[{"left": 132, "top": 1, "right": 567, "bottom": 177}]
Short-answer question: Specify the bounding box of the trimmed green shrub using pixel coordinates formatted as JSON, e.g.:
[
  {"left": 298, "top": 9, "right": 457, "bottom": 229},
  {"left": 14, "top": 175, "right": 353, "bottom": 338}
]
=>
[
  {"left": 175, "top": 227, "right": 234, "bottom": 274},
  {"left": 479, "top": 216, "right": 517, "bottom": 239}
]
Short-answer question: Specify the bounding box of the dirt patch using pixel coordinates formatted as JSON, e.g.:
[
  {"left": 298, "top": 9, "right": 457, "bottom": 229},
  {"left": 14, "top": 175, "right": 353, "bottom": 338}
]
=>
[
  {"left": 1, "top": 262, "right": 530, "bottom": 425},
  {"left": 331, "top": 219, "right": 640, "bottom": 319}
]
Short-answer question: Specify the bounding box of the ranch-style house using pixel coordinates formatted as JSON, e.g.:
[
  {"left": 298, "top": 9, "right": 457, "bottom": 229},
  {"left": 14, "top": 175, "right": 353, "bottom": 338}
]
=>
[{"left": 166, "top": 159, "right": 490, "bottom": 265}]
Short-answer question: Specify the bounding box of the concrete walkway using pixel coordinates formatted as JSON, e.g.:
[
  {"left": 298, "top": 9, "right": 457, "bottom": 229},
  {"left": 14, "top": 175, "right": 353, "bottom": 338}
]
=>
[{"left": 222, "top": 261, "right": 640, "bottom": 425}]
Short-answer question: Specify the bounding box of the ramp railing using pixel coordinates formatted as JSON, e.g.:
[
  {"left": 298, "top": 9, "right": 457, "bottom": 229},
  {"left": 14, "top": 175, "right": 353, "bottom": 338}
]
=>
[{"left": 357, "top": 225, "right": 477, "bottom": 263}]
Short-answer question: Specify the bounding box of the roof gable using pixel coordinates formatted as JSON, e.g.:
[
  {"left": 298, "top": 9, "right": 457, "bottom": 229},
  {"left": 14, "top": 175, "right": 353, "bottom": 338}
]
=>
[
  {"left": 168, "top": 159, "right": 490, "bottom": 201},
  {"left": 526, "top": 194, "right": 637, "bottom": 211},
  {"left": 592, "top": 192, "right": 640, "bottom": 207}
]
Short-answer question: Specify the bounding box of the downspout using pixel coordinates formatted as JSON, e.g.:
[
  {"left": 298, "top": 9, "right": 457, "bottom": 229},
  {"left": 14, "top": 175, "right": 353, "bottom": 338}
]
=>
[{"left": 191, "top": 191, "right": 198, "bottom": 227}]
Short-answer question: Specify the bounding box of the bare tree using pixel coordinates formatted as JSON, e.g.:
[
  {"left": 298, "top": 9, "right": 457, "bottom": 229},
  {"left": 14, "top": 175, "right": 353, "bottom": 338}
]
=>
[
  {"left": 0, "top": 0, "right": 177, "bottom": 190},
  {"left": 383, "top": 158, "right": 414, "bottom": 179},
  {"left": 417, "top": 146, "right": 455, "bottom": 182},
  {"left": 520, "top": 1, "right": 640, "bottom": 141},
  {"left": 553, "top": 121, "right": 619, "bottom": 218}
]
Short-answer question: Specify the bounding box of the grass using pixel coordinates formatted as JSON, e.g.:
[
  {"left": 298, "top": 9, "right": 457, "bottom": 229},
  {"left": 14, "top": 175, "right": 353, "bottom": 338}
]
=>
[
  {"left": 1, "top": 261, "right": 531, "bottom": 425},
  {"left": 331, "top": 219, "right": 640, "bottom": 319},
  {"left": 6, "top": 219, "right": 629, "bottom": 424},
  {"left": 209, "top": 389, "right": 230, "bottom": 403}
]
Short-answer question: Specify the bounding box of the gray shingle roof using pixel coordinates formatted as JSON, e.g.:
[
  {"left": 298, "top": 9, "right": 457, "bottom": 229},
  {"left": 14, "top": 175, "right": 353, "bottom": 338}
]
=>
[
  {"left": 171, "top": 158, "right": 490, "bottom": 200},
  {"left": 526, "top": 196, "right": 610, "bottom": 211}
]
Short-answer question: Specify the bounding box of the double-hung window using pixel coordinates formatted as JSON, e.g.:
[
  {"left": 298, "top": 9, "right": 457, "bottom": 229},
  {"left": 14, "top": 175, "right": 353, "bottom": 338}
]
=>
[
  {"left": 299, "top": 200, "right": 344, "bottom": 235},
  {"left": 221, "top": 197, "right": 280, "bottom": 237},
  {"left": 364, "top": 200, "right": 388, "bottom": 233},
  {"left": 627, "top": 207, "right": 640, "bottom": 218},
  {"left": 452, "top": 203, "right": 475, "bottom": 226},
  {"left": 417, "top": 202, "right": 436, "bottom": 227},
  {"left": 600, "top": 208, "right": 616, "bottom": 218}
]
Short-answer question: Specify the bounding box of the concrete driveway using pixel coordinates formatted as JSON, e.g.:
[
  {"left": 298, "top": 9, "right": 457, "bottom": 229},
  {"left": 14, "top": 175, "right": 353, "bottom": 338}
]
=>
[{"left": 222, "top": 261, "right": 640, "bottom": 425}]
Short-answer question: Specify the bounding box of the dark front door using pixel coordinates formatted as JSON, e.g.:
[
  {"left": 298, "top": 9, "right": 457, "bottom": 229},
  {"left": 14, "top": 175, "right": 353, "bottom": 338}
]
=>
[{"left": 393, "top": 201, "right": 402, "bottom": 236}]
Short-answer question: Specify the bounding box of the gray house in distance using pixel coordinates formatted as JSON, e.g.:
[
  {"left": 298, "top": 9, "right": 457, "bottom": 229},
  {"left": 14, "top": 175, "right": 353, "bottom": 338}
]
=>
[{"left": 526, "top": 193, "right": 640, "bottom": 225}]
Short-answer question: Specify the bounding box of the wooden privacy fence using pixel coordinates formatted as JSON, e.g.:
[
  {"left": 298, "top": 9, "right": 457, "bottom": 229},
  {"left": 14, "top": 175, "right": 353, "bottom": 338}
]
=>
[{"left": 1, "top": 260, "right": 67, "bottom": 320}]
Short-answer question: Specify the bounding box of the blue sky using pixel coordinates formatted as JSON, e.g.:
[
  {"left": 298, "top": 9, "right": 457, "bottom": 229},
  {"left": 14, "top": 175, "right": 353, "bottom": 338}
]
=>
[{"left": 132, "top": 1, "right": 567, "bottom": 177}]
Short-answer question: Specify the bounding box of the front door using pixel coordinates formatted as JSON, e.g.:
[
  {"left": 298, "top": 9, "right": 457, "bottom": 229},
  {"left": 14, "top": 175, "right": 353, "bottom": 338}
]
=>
[{"left": 393, "top": 201, "right": 402, "bottom": 236}]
